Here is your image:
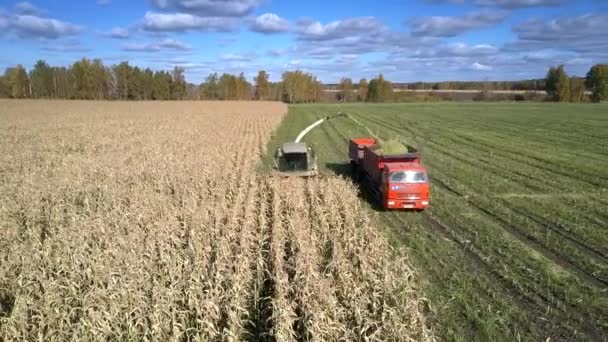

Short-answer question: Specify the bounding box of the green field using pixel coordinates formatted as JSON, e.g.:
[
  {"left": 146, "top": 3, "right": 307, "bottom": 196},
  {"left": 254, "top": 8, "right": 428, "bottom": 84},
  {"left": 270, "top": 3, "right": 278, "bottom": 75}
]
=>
[{"left": 263, "top": 103, "right": 608, "bottom": 341}]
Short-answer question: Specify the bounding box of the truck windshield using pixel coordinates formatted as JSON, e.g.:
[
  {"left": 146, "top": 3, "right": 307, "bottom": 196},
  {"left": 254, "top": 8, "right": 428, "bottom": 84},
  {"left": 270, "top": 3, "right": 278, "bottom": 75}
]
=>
[{"left": 389, "top": 171, "right": 427, "bottom": 183}]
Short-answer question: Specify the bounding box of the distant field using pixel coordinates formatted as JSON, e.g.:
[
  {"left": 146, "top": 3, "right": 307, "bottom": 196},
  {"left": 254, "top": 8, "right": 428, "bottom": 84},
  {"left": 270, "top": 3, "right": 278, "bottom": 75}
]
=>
[
  {"left": 264, "top": 102, "right": 608, "bottom": 341},
  {"left": 0, "top": 100, "right": 430, "bottom": 341}
]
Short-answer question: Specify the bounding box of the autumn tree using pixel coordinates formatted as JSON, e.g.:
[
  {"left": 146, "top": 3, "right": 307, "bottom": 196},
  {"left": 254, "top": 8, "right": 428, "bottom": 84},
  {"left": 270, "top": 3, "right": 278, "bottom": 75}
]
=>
[
  {"left": 367, "top": 74, "right": 393, "bottom": 102},
  {"left": 357, "top": 78, "right": 368, "bottom": 101},
  {"left": 337, "top": 77, "right": 353, "bottom": 102},
  {"left": 585, "top": 64, "right": 608, "bottom": 102},
  {"left": 130, "top": 67, "right": 145, "bottom": 100},
  {"left": 218, "top": 73, "right": 234, "bottom": 100},
  {"left": 0, "top": 74, "right": 10, "bottom": 98},
  {"left": 30, "top": 60, "right": 53, "bottom": 98},
  {"left": 281, "top": 71, "right": 299, "bottom": 103},
  {"left": 281, "top": 70, "right": 323, "bottom": 103},
  {"left": 90, "top": 59, "right": 109, "bottom": 100},
  {"left": 152, "top": 71, "right": 172, "bottom": 100},
  {"left": 70, "top": 58, "right": 109, "bottom": 100},
  {"left": 215, "top": 73, "right": 250, "bottom": 100},
  {"left": 201, "top": 73, "right": 219, "bottom": 99},
  {"left": 236, "top": 72, "right": 250, "bottom": 100},
  {"left": 171, "top": 67, "right": 186, "bottom": 100},
  {"left": 113, "top": 62, "right": 131, "bottom": 100},
  {"left": 6, "top": 65, "right": 30, "bottom": 98},
  {"left": 254, "top": 70, "right": 270, "bottom": 100},
  {"left": 51, "top": 67, "right": 71, "bottom": 99},
  {"left": 569, "top": 77, "right": 585, "bottom": 103},
  {"left": 269, "top": 82, "right": 283, "bottom": 101},
  {"left": 141, "top": 68, "right": 154, "bottom": 100},
  {"left": 70, "top": 58, "right": 91, "bottom": 99},
  {"left": 545, "top": 65, "right": 570, "bottom": 102}
]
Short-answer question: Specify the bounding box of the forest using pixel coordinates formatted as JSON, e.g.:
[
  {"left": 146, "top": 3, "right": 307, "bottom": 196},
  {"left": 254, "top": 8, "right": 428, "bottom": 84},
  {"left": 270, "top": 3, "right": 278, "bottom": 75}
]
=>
[{"left": 1, "top": 58, "right": 606, "bottom": 103}]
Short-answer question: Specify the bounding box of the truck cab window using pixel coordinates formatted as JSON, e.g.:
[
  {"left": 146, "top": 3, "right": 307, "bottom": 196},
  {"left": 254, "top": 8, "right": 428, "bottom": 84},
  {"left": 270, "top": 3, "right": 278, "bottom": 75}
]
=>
[{"left": 390, "top": 171, "right": 427, "bottom": 183}]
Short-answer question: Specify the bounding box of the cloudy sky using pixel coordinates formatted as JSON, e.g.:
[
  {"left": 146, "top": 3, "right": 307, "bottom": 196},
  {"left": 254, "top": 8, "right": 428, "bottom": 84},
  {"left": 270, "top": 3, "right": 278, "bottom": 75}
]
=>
[{"left": 1, "top": 0, "right": 607, "bottom": 83}]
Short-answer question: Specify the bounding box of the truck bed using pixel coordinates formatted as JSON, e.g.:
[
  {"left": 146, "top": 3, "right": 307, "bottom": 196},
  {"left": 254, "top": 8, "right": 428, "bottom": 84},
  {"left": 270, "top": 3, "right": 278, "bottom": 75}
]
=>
[{"left": 349, "top": 138, "right": 420, "bottom": 181}]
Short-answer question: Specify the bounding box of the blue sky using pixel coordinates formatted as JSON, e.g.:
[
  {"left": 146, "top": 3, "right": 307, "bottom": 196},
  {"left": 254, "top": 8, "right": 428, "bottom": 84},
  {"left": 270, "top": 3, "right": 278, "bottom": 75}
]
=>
[{"left": 0, "top": 0, "right": 606, "bottom": 83}]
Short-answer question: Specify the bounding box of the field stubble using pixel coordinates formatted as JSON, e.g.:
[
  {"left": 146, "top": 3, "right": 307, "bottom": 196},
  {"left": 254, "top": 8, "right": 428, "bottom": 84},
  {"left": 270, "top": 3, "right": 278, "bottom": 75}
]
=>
[{"left": 0, "top": 100, "right": 431, "bottom": 341}]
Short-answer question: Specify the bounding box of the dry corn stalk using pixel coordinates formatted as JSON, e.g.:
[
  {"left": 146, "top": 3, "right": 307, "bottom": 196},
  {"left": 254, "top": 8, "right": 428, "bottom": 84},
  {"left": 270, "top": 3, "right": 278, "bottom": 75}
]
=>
[{"left": 0, "top": 100, "right": 433, "bottom": 341}]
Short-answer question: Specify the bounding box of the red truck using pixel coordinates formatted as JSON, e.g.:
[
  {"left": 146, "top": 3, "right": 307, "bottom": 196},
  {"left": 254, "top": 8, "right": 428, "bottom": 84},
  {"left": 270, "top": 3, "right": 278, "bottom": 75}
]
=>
[{"left": 349, "top": 138, "right": 430, "bottom": 210}]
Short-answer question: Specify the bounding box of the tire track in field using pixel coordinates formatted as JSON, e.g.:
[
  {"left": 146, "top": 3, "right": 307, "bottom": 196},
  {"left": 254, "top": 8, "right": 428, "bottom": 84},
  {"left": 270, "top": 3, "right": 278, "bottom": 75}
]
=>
[
  {"left": 431, "top": 176, "right": 608, "bottom": 289},
  {"left": 391, "top": 112, "right": 606, "bottom": 190},
  {"left": 352, "top": 113, "right": 557, "bottom": 193},
  {"left": 319, "top": 106, "right": 607, "bottom": 340},
  {"left": 406, "top": 194, "right": 604, "bottom": 340},
  {"left": 427, "top": 165, "right": 608, "bottom": 284},
  {"left": 400, "top": 122, "right": 596, "bottom": 193},
  {"left": 496, "top": 200, "right": 608, "bottom": 260},
  {"left": 439, "top": 117, "right": 608, "bottom": 162},
  {"left": 430, "top": 127, "right": 608, "bottom": 188},
  {"left": 384, "top": 210, "right": 578, "bottom": 339},
  {"left": 428, "top": 158, "right": 608, "bottom": 275},
  {"left": 350, "top": 111, "right": 608, "bottom": 286}
]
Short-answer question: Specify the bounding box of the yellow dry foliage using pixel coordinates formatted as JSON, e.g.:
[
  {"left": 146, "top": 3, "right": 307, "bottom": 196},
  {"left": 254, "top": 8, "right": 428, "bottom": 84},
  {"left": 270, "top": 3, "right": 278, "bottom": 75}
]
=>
[{"left": 0, "top": 100, "right": 433, "bottom": 341}]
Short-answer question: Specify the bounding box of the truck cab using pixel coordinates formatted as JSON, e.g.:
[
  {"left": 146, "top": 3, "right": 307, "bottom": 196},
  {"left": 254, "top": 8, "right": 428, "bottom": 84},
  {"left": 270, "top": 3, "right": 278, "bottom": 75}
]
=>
[{"left": 381, "top": 163, "right": 429, "bottom": 210}]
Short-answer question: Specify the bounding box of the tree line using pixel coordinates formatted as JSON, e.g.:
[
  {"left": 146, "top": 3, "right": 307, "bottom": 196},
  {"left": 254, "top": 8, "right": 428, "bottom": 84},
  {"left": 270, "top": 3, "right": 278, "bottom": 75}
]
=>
[
  {"left": 2, "top": 59, "right": 188, "bottom": 100},
  {"left": 545, "top": 64, "right": 608, "bottom": 102},
  {"left": 328, "top": 79, "right": 548, "bottom": 92},
  {"left": 1, "top": 58, "right": 606, "bottom": 102},
  {"left": 0, "top": 59, "right": 323, "bottom": 103}
]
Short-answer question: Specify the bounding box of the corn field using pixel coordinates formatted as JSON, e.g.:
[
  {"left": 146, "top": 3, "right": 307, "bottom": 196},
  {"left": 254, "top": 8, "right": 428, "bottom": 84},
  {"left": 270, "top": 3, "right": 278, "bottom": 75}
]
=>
[{"left": 0, "top": 100, "right": 431, "bottom": 341}]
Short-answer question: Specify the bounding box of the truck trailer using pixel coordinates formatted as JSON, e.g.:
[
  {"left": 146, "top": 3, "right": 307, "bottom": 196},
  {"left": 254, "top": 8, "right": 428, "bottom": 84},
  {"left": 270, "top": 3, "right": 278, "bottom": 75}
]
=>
[{"left": 349, "top": 138, "right": 430, "bottom": 210}]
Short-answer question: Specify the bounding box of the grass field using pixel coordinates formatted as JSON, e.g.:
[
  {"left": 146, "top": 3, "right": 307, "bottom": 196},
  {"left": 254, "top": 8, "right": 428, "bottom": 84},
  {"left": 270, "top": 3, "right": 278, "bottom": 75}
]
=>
[
  {"left": 0, "top": 100, "right": 431, "bottom": 341},
  {"left": 263, "top": 102, "right": 608, "bottom": 341}
]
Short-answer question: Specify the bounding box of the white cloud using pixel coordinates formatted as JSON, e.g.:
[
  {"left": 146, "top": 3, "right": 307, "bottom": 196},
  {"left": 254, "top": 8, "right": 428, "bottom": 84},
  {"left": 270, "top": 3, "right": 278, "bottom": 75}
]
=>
[
  {"left": 267, "top": 48, "right": 286, "bottom": 57},
  {"left": 250, "top": 13, "right": 289, "bottom": 33},
  {"left": 122, "top": 42, "right": 162, "bottom": 52},
  {"left": 141, "top": 11, "right": 237, "bottom": 32},
  {"left": 471, "top": 62, "right": 493, "bottom": 71},
  {"left": 438, "top": 43, "right": 498, "bottom": 57},
  {"left": 122, "top": 38, "right": 191, "bottom": 52},
  {"left": 150, "top": 0, "right": 261, "bottom": 17},
  {"left": 158, "top": 38, "right": 191, "bottom": 50},
  {"left": 566, "top": 57, "right": 592, "bottom": 65},
  {"left": 0, "top": 10, "right": 9, "bottom": 31},
  {"left": 427, "top": 0, "right": 563, "bottom": 8},
  {"left": 402, "top": 43, "right": 498, "bottom": 59},
  {"left": 42, "top": 41, "right": 90, "bottom": 53},
  {"left": 221, "top": 53, "right": 256, "bottom": 61},
  {"left": 507, "top": 14, "right": 608, "bottom": 58},
  {"left": 514, "top": 14, "right": 608, "bottom": 43},
  {"left": 473, "top": 0, "right": 563, "bottom": 8},
  {"left": 409, "top": 10, "right": 509, "bottom": 37},
  {"left": 14, "top": 2, "right": 43, "bottom": 16},
  {"left": 297, "top": 17, "right": 386, "bottom": 41},
  {"left": 13, "top": 14, "right": 82, "bottom": 39},
  {"left": 171, "top": 62, "right": 210, "bottom": 70},
  {"left": 103, "top": 27, "right": 129, "bottom": 39}
]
